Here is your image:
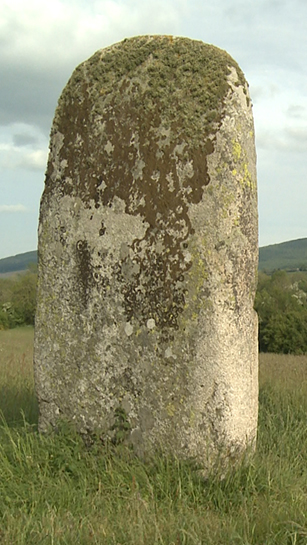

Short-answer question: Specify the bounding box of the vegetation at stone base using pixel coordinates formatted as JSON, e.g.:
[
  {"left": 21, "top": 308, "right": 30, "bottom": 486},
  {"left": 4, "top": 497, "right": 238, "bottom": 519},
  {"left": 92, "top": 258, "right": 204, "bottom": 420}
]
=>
[
  {"left": 255, "top": 269, "right": 307, "bottom": 354},
  {"left": 0, "top": 328, "right": 38, "bottom": 426},
  {"left": 1, "top": 328, "right": 307, "bottom": 544},
  {"left": 0, "top": 266, "right": 37, "bottom": 329}
]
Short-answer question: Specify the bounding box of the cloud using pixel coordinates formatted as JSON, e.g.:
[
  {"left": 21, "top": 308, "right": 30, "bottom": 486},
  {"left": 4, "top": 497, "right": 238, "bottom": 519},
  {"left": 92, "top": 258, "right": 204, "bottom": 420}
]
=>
[
  {"left": 256, "top": 125, "right": 307, "bottom": 153},
  {"left": 0, "top": 122, "right": 48, "bottom": 171},
  {"left": 0, "top": 0, "right": 187, "bottom": 75},
  {"left": 0, "top": 0, "right": 187, "bottom": 132},
  {"left": 286, "top": 104, "right": 306, "bottom": 120},
  {"left": 283, "top": 126, "right": 307, "bottom": 151},
  {"left": 0, "top": 204, "right": 27, "bottom": 213},
  {"left": 250, "top": 83, "right": 281, "bottom": 103},
  {"left": 20, "top": 149, "right": 48, "bottom": 170},
  {"left": 13, "top": 132, "right": 39, "bottom": 147},
  {"left": 0, "top": 144, "right": 48, "bottom": 170}
]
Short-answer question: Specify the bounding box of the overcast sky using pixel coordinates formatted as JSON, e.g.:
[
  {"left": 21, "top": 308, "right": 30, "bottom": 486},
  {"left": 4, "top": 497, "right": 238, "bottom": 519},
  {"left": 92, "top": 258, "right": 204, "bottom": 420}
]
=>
[{"left": 0, "top": 0, "right": 306, "bottom": 259}]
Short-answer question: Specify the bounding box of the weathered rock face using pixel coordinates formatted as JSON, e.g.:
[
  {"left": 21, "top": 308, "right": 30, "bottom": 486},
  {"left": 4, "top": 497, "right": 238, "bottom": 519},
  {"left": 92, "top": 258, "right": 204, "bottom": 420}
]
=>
[{"left": 34, "top": 35, "right": 258, "bottom": 468}]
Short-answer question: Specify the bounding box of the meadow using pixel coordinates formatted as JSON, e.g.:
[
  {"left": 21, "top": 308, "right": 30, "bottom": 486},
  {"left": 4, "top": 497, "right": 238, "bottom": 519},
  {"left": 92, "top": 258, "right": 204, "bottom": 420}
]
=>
[{"left": 1, "top": 328, "right": 307, "bottom": 544}]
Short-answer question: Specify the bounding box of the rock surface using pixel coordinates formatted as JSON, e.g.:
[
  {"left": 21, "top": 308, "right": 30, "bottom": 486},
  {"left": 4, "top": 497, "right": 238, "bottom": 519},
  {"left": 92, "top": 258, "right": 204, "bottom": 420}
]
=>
[{"left": 34, "top": 35, "right": 258, "bottom": 468}]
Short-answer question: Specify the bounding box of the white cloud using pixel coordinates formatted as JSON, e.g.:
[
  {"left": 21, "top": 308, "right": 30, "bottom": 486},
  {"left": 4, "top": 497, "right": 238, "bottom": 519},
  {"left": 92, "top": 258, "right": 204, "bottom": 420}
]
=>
[
  {"left": 19, "top": 149, "right": 48, "bottom": 170},
  {"left": 1, "top": 0, "right": 187, "bottom": 71},
  {"left": 0, "top": 0, "right": 189, "bottom": 130},
  {"left": 0, "top": 143, "right": 48, "bottom": 170},
  {"left": 284, "top": 126, "right": 307, "bottom": 151},
  {"left": 286, "top": 104, "right": 306, "bottom": 119},
  {"left": 256, "top": 126, "right": 307, "bottom": 153},
  {"left": 0, "top": 204, "right": 27, "bottom": 213}
]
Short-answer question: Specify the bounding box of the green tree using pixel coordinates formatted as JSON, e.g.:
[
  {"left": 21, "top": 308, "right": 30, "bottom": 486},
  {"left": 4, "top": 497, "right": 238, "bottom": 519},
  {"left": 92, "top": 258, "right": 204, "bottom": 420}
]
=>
[
  {"left": 11, "top": 272, "right": 37, "bottom": 325},
  {"left": 255, "top": 270, "right": 307, "bottom": 354}
]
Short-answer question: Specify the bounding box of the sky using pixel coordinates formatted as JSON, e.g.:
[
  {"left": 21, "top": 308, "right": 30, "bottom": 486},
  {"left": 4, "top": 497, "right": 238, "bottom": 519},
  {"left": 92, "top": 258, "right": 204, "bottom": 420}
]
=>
[{"left": 0, "top": 0, "right": 306, "bottom": 259}]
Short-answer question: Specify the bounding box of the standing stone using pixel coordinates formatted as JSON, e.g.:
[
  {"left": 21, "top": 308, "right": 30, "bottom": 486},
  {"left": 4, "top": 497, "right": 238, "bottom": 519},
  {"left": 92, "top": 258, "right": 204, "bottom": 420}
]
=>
[{"left": 34, "top": 36, "right": 258, "bottom": 469}]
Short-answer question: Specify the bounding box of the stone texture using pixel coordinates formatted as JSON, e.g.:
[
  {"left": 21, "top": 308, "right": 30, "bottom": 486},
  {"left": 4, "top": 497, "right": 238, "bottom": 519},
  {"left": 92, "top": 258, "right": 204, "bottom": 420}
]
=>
[{"left": 34, "top": 35, "right": 258, "bottom": 469}]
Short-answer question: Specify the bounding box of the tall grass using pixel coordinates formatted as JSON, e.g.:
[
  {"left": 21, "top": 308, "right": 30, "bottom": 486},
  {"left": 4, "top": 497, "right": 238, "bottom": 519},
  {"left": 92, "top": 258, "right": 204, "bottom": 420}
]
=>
[
  {"left": 1, "top": 328, "right": 307, "bottom": 544},
  {"left": 0, "top": 326, "right": 37, "bottom": 425}
]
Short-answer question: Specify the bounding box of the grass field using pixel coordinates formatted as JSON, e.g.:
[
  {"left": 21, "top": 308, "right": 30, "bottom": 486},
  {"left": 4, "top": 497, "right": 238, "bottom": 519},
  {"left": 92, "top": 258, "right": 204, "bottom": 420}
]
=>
[
  {"left": 1, "top": 328, "right": 307, "bottom": 544},
  {"left": 0, "top": 327, "right": 37, "bottom": 426}
]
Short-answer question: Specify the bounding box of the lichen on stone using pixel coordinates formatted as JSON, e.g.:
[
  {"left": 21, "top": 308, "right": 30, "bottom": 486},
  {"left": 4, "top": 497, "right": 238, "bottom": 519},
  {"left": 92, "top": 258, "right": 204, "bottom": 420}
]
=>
[
  {"left": 41, "top": 36, "right": 251, "bottom": 340},
  {"left": 35, "top": 36, "right": 258, "bottom": 471}
]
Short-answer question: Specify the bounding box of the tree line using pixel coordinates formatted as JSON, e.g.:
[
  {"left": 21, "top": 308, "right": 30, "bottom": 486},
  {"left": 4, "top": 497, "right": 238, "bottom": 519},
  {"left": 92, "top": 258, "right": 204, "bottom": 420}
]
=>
[
  {"left": 255, "top": 270, "right": 307, "bottom": 354},
  {"left": 1, "top": 265, "right": 307, "bottom": 354},
  {"left": 0, "top": 265, "right": 37, "bottom": 329}
]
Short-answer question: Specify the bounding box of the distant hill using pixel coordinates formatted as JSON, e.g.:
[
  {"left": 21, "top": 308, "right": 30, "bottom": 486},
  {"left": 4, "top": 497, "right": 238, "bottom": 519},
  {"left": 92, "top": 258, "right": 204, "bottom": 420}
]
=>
[
  {"left": 259, "top": 238, "right": 307, "bottom": 272},
  {"left": 0, "top": 238, "right": 306, "bottom": 275},
  {"left": 0, "top": 250, "right": 37, "bottom": 275}
]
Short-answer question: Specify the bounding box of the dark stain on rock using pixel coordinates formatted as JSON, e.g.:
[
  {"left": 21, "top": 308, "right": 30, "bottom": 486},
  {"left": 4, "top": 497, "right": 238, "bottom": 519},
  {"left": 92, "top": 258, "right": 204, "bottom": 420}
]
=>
[
  {"left": 99, "top": 221, "right": 106, "bottom": 236},
  {"left": 76, "top": 240, "right": 93, "bottom": 305}
]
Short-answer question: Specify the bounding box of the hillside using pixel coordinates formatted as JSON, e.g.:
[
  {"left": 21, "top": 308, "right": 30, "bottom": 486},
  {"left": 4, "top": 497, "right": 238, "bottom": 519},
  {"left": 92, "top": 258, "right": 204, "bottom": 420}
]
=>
[
  {"left": 0, "top": 250, "right": 37, "bottom": 275},
  {"left": 259, "top": 238, "right": 307, "bottom": 272},
  {"left": 0, "top": 238, "right": 307, "bottom": 275}
]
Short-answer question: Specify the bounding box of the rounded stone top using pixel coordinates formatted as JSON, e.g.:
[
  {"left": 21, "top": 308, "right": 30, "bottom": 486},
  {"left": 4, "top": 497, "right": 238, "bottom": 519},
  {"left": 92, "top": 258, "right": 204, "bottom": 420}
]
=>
[
  {"left": 47, "top": 35, "right": 251, "bottom": 210},
  {"left": 58, "top": 34, "right": 249, "bottom": 147}
]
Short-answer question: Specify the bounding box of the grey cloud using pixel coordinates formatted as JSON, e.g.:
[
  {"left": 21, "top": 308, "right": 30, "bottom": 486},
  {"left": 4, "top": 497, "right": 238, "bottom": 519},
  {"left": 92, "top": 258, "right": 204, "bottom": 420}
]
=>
[
  {"left": 0, "top": 65, "right": 67, "bottom": 135},
  {"left": 1, "top": 0, "right": 306, "bottom": 142},
  {"left": 13, "top": 133, "right": 39, "bottom": 147},
  {"left": 256, "top": 125, "right": 307, "bottom": 152},
  {"left": 250, "top": 83, "right": 281, "bottom": 103},
  {"left": 284, "top": 126, "right": 307, "bottom": 150},
  {"left": 0, "top": 0, "right": 187, "bottom": 134},
  {"left": 223, "top": 0, "right": 286, "bottom": 26},
  {"left": 209, "top": 0, "right": 307, "bottom": 76},
  {"left": 286, "top": 105, "right": 306, "bottom": 119}
]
